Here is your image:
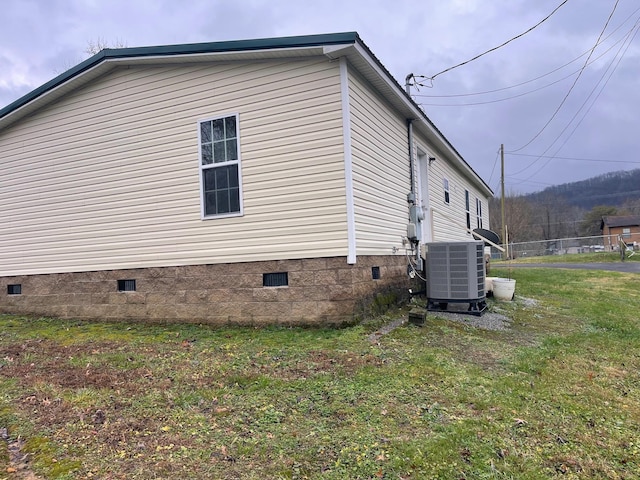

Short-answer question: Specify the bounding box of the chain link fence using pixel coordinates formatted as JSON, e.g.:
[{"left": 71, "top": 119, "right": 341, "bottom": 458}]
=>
[{"left": 502, "top": 235, "right": 622, "bottom": 259}]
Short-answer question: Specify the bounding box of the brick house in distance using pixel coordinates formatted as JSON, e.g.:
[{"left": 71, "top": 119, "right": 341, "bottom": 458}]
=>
[{"left": 601, "top": 215, "right": 640, "bottom": 251}]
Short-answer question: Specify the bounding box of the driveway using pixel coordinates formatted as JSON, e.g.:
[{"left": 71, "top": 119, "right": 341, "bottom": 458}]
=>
[{"left": 499, "top": 262, "right": 640, "bottom": 273}]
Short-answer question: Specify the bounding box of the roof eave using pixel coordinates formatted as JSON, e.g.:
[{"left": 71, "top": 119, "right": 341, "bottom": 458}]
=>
[
  {"left": 0, "top": 31, "right": 492, "bottom": 197},
  {"left": 0, "top": 32, "right": 359, "bottom": 127},
  {"left": 329, "top": 39, "right": 493, "bottom": 197}
]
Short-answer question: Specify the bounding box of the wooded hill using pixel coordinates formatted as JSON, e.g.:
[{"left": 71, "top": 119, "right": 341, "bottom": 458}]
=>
[
  {"left": 524, "top": 169, "right": 640, "bottom": 210},
  {"left": 489, "top": 169, "right": 640, "bottom": 243}
]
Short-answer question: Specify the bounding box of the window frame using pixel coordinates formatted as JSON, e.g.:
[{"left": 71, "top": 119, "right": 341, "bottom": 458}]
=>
[
  {"left": 622, "top": 227, "right": 631, "bottom": 238},
  {"left": 198, "top": 113, "right": 244, "bottom": 219},
  {"left": 476, "top": 197, "right": 483, "bottom": 228},
  {"left": 465, "top": 190, "right": 471, "bottom": 231},
  {"left": 443, "top": 178, "right": 450, "bottom": 205}
]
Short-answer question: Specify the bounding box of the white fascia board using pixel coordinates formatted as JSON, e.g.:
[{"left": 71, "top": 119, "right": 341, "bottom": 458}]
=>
[{"left": 323, "top": 44, "right": 354, "bottom": 56}]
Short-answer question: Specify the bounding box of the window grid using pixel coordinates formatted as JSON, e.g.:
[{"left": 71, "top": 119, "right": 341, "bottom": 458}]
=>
[{"left": 199, "top": 114, "right": 242, "bottom": 217}]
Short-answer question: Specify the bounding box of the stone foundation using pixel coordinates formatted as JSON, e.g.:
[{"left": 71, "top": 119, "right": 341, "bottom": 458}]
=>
[{"left": 0, "top": 256, "right": 411, "bottom": 326}]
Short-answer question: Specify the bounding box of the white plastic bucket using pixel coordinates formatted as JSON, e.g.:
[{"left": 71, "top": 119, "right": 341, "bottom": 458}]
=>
[{"left": 492, "top": 278, "right": 516, "bottom": 301}]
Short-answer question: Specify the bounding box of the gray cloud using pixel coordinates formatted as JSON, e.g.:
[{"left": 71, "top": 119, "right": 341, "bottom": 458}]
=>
[{"left": 1, "top": 0, "right": 638, "bottom": 193}]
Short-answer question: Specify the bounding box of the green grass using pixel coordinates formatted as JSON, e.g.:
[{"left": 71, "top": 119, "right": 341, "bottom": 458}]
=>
[
  {"left": 0, "top": 267, "right": 639, "bottom": 478},
  {"left": 494, "top": 251, "right": 640, "bottom": 264}
]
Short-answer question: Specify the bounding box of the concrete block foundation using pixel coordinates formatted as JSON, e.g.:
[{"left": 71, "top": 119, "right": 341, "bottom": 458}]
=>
[{"left": 0, "top": 256, "right": 410, "bottom": 326}]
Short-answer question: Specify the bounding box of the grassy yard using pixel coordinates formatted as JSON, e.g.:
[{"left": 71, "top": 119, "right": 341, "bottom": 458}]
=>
[
  {"left": 493, "top": 251, "right": 640, "bottom": 264},
  {"left": 0, "top": 267, "right": 639, "bottom": 479}
]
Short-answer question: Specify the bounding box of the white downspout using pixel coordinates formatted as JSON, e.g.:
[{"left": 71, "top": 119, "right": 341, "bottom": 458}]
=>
[{"left": 339, "top": 57, "right": 357, "bottom": 264}]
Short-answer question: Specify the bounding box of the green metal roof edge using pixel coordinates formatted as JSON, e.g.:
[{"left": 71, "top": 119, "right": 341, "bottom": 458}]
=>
[
  {"left": 0, "top": 32, "right": 359, "bottom": 121},
  {"left": 0, "top": 30, "right": 492, "bottom": 195},
  {"left": 348, "top": 36, "right": 493, "bottom": 195}
]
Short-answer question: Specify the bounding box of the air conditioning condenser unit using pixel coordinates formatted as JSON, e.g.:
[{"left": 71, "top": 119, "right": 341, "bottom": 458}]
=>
[{"left": 425, "top": 241, "right": 487, "bottom": 316}]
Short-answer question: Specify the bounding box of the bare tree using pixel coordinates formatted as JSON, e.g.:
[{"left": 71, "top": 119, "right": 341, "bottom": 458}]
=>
[
  {"left": 54, "top": 38, "right": 129, "bottom": 74},
  {"left": 579, "top": 205, "right": 618, "bottom": 237},
  {"left": 85, "top": 38, "right": 128, "bottom": 56},
  {"left": 489, "top": 192, "right": 536, "bottom": 243},
  {"left": 526, "top": 193, "right": 586, "bottom": 252},
  {"left": 621, "top": 198, "right": 640, "bottom": 215}
]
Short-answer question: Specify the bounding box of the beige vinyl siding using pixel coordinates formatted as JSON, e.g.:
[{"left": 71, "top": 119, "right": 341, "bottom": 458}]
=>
[
  {"left": 413, "top": 131, "right": 490, "bottom": 241},
  {"left": 0, "top": 58, "right": 349, "bottom": 275},
  {"left": 348, "top": 70, "right": 409, "bottom": 256}
]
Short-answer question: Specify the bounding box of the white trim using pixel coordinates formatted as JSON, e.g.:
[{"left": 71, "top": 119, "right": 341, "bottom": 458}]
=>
[
  {"left": 197, "top": 112, "right": 244, "bottom": 220},
  {"left": 339, "top": 57, "right": 357, "bottom": 264},
  {"left": 416, "top": 148, "right": 433, "bottom": 243},
  {"left": 476, "top": 197, "right": 483, "bottom": 229},
  {"left": 323, "top": 44, "right": 354, "bottom": 56}
]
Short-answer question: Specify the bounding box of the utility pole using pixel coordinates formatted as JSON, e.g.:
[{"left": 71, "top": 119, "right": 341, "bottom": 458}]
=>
[{"left": 500, "top": 144, "right": 507, "bottom": 259}]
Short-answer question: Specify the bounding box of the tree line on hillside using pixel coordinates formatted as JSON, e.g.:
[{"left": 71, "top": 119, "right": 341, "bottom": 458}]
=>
[
  {"left": 489, "top": 169, "right": 640, "bottom": 244},
  {"left": 525, "top": 169, "right": 640, "bottom": 211}
]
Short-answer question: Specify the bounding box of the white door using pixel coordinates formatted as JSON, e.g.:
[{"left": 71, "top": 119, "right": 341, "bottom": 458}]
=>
[{"left": 417, "top": 150, "right": 432, "bottom": 243}]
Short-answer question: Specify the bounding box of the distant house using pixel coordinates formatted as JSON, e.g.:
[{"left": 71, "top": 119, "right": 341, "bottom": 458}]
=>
[
  {"left": 601, "top": 215, "right": 640, "bottom": 250},
  {"left": 0, "top": 32, "right": 492, "bottom": 325}
]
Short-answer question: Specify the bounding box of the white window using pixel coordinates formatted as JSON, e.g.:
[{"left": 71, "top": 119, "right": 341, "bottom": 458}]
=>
[
  {"left": 443, "top": 178, "right": 450, "bottom": 204},
  {"left": 622, "top": 227, "right": 631, "bottom": 238},
  {"left": 199, "top": 114, "right": 243, "bottom": 218},
  {"left": 465, "top": 190, "right": 471, "bottom": 230},
  {"left": 476, "top": 198, "right": 483, "bottom": 228}
]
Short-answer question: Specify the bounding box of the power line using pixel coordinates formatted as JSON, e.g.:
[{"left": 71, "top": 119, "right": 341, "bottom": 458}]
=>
[
  {"left": 541, "top": 21, "right": 640, "bottom": 159},
  {"left": 413, "top": 5, "right": 640, "bottom": 99},
  {"left": 416, "top": 70, "right": 577, "bottom": 107},
  {"left": 423, "top": 0, "right": 570, "bottom": 84},
  {"left": 487, "top": 146, "right": 501, "bottom": 187},
  {"left": 508, "top": 13, "right": 639, "bottom": 183},
  {"left": 507, "top": 152, "right": 640, "bottom": 165},
  {"left": 509, "top": 0, "right": 621, "bottom": 153},
  {"left": 512, "top": 189, "right": 640, "bottom": 202}
]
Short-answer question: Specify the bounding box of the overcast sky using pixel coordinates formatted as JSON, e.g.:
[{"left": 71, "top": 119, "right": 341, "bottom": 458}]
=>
[{"left": 1, "top": 0, "right": 639, "bottom": 195}]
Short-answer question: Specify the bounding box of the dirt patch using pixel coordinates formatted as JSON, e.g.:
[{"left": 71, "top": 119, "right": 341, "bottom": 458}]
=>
[
  {"left": 0, "top": 429, "right": 42, "bottom": 480},
  {"left": 0, "top": 340, "right": 151, "bottom": 391},
  {"left": 213, "top": 349, "right": 386, "bottom": 383}
]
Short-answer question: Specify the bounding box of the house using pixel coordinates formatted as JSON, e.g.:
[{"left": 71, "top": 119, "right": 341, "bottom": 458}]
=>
[
  {"left": 601, "top": 215, "right": 640, "bottom": 250},
  {"left": 0, "top": 32, "right": 493, "bottom": 325}
]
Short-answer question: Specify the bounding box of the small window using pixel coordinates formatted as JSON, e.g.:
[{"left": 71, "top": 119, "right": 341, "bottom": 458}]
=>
[
  {"left": 371, "top": 266, "right": 381, "bottom": 280},
  {"left": 117, "top": 279, "right": 136, "bottom": 292},
  {"left": 199, "top": 114, "right": 243, "bottom": 218},
  {"left": 443, "top": 178, "right": 450, "bottom": 204},
  {"left": 465, "top": 190, "right": 471, "bottom": 230},
  {"left": 7, "top": 284, "right": 21, "bottom": 295},
  {"left": 476, "top": 198, "right": 483, "bottom": 228},
  {"left": 622, "top": 227, "right": 631, "bottom": 238},
  {"left": 263, "top": 272, "right": 288, "bottom": 287}
]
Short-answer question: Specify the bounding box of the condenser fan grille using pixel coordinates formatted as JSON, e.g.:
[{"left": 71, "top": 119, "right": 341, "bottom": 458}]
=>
[{"left": 425, "top": 241, "right": 486, "bottom": 315}]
